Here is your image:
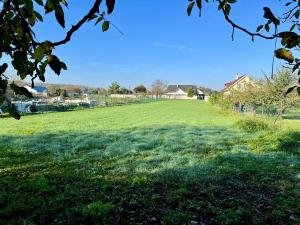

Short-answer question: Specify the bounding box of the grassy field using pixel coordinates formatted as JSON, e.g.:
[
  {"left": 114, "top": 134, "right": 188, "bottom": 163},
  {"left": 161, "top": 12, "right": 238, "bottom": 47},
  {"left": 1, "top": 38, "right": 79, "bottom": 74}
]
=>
[{"left": 0, "top": 101, "right": 299, "bottom": 225}]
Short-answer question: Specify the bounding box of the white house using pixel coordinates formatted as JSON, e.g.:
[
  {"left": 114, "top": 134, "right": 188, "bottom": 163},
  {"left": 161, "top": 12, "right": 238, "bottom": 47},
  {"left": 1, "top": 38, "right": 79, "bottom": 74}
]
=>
[
  {"left": 166, "top": 85, "right": 206, "bottom": 100},
  {"left": 222, "top": 75, "right": 252, "bottom": 95}
]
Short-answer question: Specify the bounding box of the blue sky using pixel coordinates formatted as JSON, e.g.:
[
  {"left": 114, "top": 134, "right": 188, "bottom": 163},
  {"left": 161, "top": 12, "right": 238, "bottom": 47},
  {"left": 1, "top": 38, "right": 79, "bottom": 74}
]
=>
[{"left": 27, "top": 1, "right": 284, "bottom": 90}]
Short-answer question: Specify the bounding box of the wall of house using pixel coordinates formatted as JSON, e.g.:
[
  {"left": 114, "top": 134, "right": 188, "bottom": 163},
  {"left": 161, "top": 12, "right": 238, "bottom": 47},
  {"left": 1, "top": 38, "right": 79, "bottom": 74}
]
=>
[
  {"left": 224, "top": 77, "right": 251, "bottom": 95},
  {"left": 166, "top": 89, "right": 187, "bottom": 96}
]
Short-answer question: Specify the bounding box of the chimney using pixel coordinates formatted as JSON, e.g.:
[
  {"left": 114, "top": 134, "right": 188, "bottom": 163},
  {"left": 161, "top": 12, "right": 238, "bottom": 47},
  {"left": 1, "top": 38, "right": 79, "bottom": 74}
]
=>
[
  {"left": 176, "top": 84, "right": 179, "bottom": 87},
  {"left": 236, "top": 74, "right": 240, "bottom": 79}
]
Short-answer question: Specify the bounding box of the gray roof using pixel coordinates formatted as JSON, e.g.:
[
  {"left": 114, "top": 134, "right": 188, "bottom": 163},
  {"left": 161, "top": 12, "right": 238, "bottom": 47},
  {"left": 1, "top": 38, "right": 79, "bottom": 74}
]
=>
[{"left": 167, "top": 85, "right": 197, "bottom": 93}]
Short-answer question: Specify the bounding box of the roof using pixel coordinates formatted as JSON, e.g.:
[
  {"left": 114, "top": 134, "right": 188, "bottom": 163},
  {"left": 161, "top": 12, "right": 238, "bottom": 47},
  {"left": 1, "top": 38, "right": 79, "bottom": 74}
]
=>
[
  {"left": 223, "top": 75, "right": 246, "bottom": 91},
  {"left": 167, "top": 85, "right": 197, "bottom": 93},
  {"left": 33, "top": 86, "right": 48, "bottom": 93}
]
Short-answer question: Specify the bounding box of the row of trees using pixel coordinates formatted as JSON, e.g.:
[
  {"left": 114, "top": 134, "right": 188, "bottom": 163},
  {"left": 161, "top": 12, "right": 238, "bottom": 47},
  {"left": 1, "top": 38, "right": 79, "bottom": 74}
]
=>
[
  {"left": 210, "top": 70, "right": 299, "bottom": 119},
  {"left": 105, "top": 80, "right": 167, "bottom": 96}
]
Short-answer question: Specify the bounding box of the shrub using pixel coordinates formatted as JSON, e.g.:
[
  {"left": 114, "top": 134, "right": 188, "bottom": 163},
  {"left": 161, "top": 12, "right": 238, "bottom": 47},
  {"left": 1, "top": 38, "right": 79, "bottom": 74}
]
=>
[
  {"left": 208, "top": 92, "right": 219, "bottom": 105},
  {"left": 276, "top": 131, "right": 300, "bottom": 154},
  {"left": 187, "top": 88, "right": 196, "bottom": 98},
  {"left": 235, "top": 118, "right": 269, "bottom": 132}
]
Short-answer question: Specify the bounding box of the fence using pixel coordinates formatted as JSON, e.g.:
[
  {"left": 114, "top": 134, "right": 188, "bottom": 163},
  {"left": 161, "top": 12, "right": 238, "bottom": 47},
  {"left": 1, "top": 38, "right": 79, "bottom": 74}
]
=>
[
  {"left": 0, "top": 96, "right": 165, "bottom": 116},
  {"left": 96, "top": 95, "right": 165, "bottom": 107},
  {"left": 232, "top": 104, "right": 278, "bottom": 117}
]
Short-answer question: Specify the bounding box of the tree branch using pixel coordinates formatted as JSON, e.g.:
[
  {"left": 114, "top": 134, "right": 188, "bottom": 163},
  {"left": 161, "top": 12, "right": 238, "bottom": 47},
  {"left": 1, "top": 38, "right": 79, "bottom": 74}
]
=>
[
  {"left": 51, "top": 0, "right": 103, "bottom": 47},
  {"left": 217, "top": 0, "right": 277, "bottom": 40}
]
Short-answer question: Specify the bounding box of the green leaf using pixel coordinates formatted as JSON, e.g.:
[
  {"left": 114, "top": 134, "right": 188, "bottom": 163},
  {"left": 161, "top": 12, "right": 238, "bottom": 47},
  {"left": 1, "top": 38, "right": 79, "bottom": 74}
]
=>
[
  {"left": 297, "top": 87, "right": 300, "bottom": 96},
  {"left": 196, "top": 0, "right": 202, "bottom": 10},
  {"left": 224, "top": 4, "right": 231, "bottom": 16},
  {"left": 286, "top": 86, "right": 297, "bottom": 95},
  {"left": 60, "top": 61, "right": 67, "bottom": 70},
  {"left": 38, "top": 73, "right": 46, "bottom": 82},
  {"left": 0, "top": 63, "right": 8, "bottom": 74},
  {"left": 45, "top": 0, "right": 57, "bottom": 13},
  {"left": 106, "top": 0, "right": 115, "bottom": 14},
  {"left": 0, "top": 96, "right": 5, "bottom": 106},
  {"left": 28, "top": 15, "right": 36, "bottom": 26},
  {"left": 187, "top": 1, "right": 195, "bottom": 16},
  {"left": 278, "top": 32, "right": 300, "bottom": 49},
  {"left": 48, "top": 55, "right": 62, "bottom": 75},
  {"left": 61, "top": 0, "right": 68, "bottom": 7},
  {"left": 102, "top": 21, "right": 110, "bottom": 32},
  {"left": 292, "top": 62, "right": 300, "bottom": 72},
  {"left": 34, "top": 46, "right": 45, "bottom": 61},
  {"left": 227, "top": 0, "right": 237, "bottom": 3},
  {"left": 55, "top": 4, "right": 65, "bottom": 28},
  {"left": 294, "top": 10, "right": 300, "bottom": 19},
  {"left": 34, "top": 11, "right": 43, "bottom": 22},
  {"left": 285, "top": 2, "right": 292, "bottom": 6},
  {"left": 12, "top": 51, "right": 28, "bottom": 75},
  {"left": 41, "top": 41, "right": 53, "bottom": 54},
  {"left": 95, "top": 16, "right": 104, "bottom": 25},
  {"left": 8, "top": 104, "right": 21, "bottom": 120},
  {"left": 4, "top": 11, "right": 14, "bottom": 20},
  {"left": 290, "top": 24, "right": 296, "bottom": 31},
  {"left": 10, "top": 83, "right": 34, "bottom": 98},
  {"left": 264, "top": 23, "right": 270, "bottom": 32},
  {"left": 256, "top": 25, "right": 264, "bottom": 32},
  {"left": 34, "top": 0, "right": 44, "bottom": 6},
  {"left": 0, "top": 79, "right": 8, "bottom": 95},
  {"left": 275, "top": 48, "right": 294, "bottom": 63}
]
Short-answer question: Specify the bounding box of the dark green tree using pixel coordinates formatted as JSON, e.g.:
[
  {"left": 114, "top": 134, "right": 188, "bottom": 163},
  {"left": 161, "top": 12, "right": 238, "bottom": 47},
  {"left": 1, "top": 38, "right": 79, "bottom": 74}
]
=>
[
  {"left": 133, "top": 84, "right": 147, "bottom": 94},
  {"left": 187, "top": 88, "right": 196, "bottom": 97},
  {"left": 108, "top": 81, "right": 120, "bottom": 95},
  {"left": 119, "top": 87, "right": 133, "bottom": 94}
]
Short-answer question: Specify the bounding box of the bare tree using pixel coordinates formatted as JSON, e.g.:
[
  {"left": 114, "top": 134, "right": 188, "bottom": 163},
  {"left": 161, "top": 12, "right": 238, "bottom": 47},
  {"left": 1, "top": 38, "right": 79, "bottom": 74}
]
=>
[{"left": 151, "top": 80, "right": 167, "bottom": 99}]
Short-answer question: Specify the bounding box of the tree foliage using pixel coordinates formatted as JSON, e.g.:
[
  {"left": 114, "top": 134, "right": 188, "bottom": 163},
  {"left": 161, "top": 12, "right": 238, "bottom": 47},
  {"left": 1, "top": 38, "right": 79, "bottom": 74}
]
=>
[
  {"left": 212, "top": 70, "right": 299, "bottom": 119},
  {"left": 232, "top": 70, "right": 299, "bottom": 117},
  {"left": 133, "top": 84, "right": 147, "bottom": 94},
  {"left": 108, "top": 81, "right": 120, "bottom": 95},
  {"left": 0, "top": 0, "right": 115, "bottom": 119},
  {"left": 187, "top": 0, "right": 300, "bottom": 94},
  {"left": 187, "top": 88, "right": 196, "bottom": 97}
]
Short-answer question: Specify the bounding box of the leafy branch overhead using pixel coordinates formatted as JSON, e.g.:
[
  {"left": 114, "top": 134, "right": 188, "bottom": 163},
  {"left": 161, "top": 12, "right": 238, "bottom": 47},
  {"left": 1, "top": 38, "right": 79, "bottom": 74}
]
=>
[
  {"left": 187, "top": 0, "right": 300, "bottom": 95},
  {"left": 0, "top": 0, "right": 116, "bottom": 119}
]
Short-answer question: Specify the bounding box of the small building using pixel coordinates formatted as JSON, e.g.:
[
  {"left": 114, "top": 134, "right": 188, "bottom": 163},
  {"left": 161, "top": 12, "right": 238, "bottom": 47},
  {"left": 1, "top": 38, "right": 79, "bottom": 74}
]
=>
[
  {"left": 166, "top": 84, "right": 206, "bottom": 100},
  {"left": 222, "top": 75, "right": 252, "bottom": 95}
]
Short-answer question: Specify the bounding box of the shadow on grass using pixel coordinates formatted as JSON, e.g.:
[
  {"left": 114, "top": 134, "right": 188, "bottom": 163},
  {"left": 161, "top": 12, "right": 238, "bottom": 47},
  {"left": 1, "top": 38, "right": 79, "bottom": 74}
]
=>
[
  {"left": 282, "top": 114, "right": 300, "bottom": 120},
  {"left": 283, "top": 109, "right": 300, "bottom": 120},
  {"left": 0, "top": 126, "right": 299, "bottom": 225}
]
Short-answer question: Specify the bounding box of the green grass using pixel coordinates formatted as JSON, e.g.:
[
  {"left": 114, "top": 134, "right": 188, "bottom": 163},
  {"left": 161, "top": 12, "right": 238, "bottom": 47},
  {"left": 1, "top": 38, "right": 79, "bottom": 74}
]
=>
[{"left": 0, "top": 101, "right": 299, "bottom": 225}]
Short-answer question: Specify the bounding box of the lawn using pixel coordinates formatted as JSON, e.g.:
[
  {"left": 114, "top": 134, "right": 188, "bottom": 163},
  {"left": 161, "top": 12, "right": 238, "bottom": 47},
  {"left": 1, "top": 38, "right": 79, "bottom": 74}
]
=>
[{"left": 0, "top": 101, "right": 299, "bottom": 225}]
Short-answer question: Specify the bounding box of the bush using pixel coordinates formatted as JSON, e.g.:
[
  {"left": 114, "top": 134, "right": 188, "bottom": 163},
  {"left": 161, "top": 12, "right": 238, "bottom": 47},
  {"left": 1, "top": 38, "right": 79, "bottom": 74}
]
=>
[
  {"left": 235, "top": 118, "right": 269, "bottom": 132},
  {"left": 208, "top": 92, "right": 220, "bottom": 105},
  {"left": 187, "top": 88, "right": 196, "bottom": 98}
]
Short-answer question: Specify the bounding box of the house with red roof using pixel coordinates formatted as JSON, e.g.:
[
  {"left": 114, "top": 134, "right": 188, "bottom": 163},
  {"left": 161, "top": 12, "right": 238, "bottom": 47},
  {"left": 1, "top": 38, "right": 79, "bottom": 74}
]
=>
[{"left": 222, "top": 75, "right": 252, "bottom": 95}]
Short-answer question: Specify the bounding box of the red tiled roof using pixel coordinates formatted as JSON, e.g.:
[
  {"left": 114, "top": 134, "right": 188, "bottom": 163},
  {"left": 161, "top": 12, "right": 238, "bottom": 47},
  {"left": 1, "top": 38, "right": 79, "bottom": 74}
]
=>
[{"left": 224, "top": 75, "right": 246, "bottom": 91}]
